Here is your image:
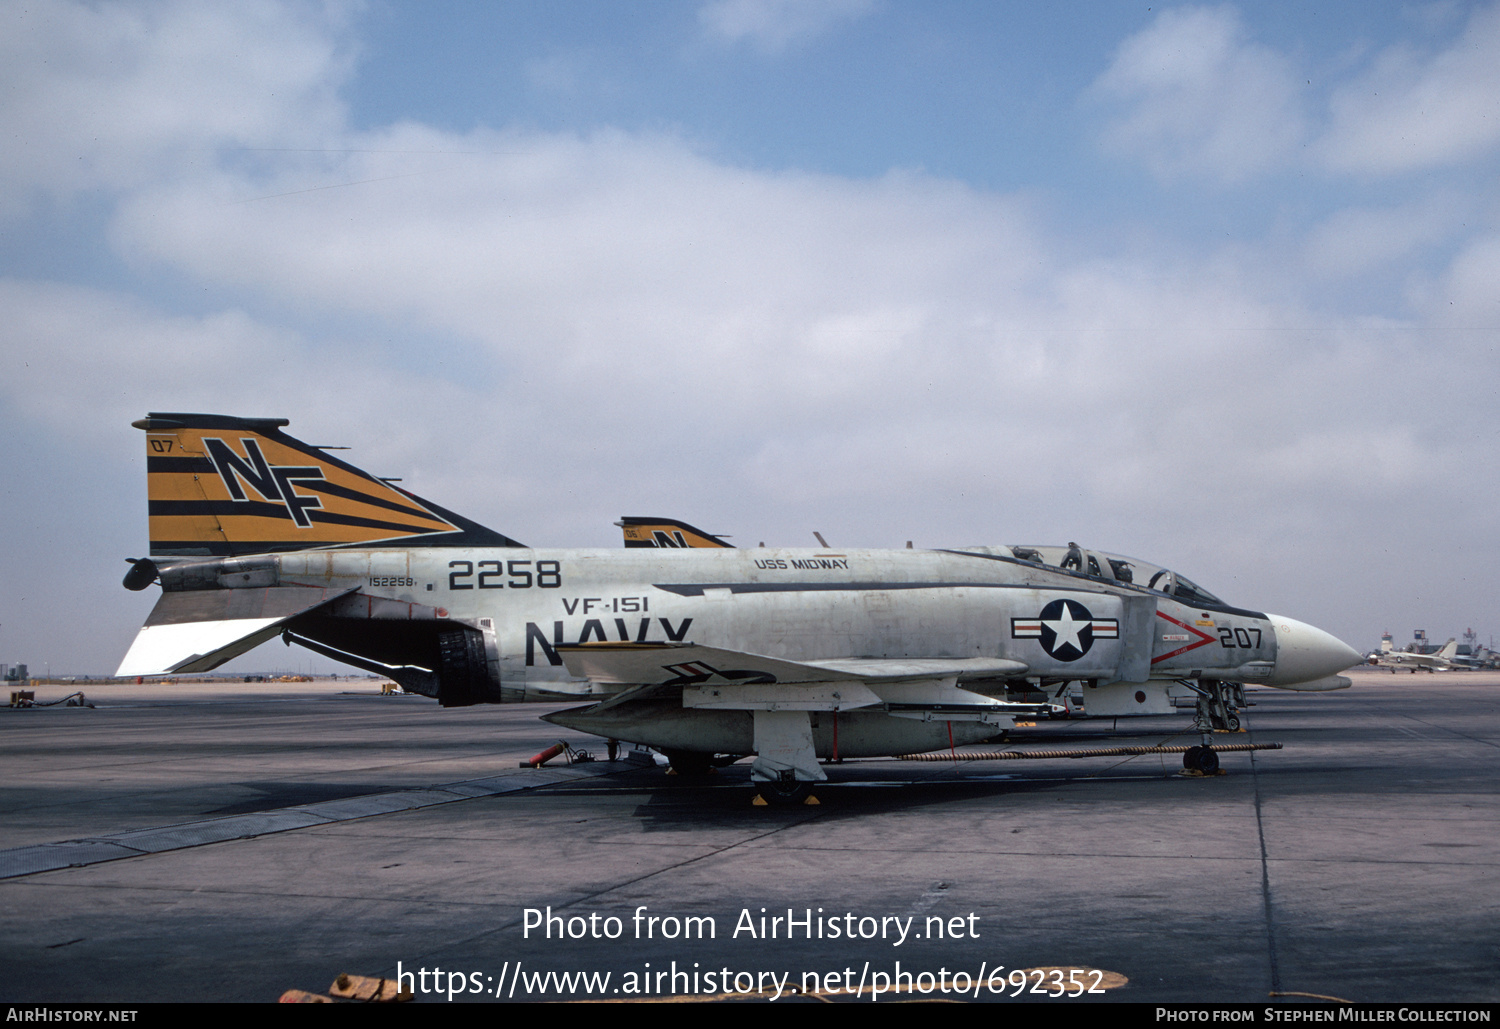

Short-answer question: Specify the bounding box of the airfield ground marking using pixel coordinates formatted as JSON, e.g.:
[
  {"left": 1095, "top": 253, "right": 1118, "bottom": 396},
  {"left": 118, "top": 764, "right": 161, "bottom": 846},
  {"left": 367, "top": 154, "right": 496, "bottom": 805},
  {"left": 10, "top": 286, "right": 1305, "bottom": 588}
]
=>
[
  {"left": 0, "top": 761, "right": 625, "bottom": 880},
  {"left": 388, "top": 784, "right": 827, "bottom": 967}
]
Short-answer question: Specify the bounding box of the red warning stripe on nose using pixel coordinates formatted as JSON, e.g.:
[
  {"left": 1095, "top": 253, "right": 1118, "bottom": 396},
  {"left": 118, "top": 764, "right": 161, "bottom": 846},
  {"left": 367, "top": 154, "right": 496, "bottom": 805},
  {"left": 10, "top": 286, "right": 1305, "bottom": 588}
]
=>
[{"left": 1151, "top": 611, "right": 1216, "bottom": 663}]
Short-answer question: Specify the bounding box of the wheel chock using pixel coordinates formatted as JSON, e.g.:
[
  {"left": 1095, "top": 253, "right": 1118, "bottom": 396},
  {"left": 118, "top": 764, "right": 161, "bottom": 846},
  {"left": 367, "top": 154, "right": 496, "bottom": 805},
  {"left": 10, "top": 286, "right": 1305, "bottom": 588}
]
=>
[{"left": 329, "top": 973, "right": 413, "bottom": 1002}]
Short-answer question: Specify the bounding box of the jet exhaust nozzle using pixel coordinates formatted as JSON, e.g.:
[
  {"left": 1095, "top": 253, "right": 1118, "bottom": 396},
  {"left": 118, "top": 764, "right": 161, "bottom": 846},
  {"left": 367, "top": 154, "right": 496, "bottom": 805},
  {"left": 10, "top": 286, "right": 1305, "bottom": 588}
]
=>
[{"left": 122, "top": 558, "right": 159, "bottom": 591}]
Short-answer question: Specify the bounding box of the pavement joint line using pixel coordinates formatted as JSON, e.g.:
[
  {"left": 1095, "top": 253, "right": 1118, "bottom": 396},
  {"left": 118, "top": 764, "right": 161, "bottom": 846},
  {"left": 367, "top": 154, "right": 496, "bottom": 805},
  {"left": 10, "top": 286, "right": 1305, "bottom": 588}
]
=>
[
  {"left": 1249, "top": 727, "right": 1282, "bottom": 995},
  {"left": 1391, "top": 712, "right": 1500, "bottom": 750},
  {"left": 0, "top": 761, "right": 625, "bottom": 880}
]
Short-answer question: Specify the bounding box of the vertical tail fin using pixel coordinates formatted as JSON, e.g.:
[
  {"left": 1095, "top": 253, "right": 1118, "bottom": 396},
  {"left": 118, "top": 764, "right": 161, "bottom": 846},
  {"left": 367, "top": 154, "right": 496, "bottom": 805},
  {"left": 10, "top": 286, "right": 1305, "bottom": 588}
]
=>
[
  {"left": 616, "top": 516, "right": 733, "bottom": 549},
  {"left": 135, "top": 413, "right": 522, "bottom": 557}
]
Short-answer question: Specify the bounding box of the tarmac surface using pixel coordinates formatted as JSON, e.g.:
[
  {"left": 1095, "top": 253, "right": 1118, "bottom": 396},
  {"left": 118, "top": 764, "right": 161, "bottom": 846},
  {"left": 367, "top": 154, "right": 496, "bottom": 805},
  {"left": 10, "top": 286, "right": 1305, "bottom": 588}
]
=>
[{"left": 2, "top": 669, "right": 1497, "bottom": 1004}]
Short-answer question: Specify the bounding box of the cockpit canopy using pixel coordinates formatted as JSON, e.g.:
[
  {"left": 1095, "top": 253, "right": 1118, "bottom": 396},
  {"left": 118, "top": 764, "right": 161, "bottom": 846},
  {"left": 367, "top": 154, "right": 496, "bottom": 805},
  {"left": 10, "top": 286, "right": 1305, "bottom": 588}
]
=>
[{"left": 957, "top": 543, "right": 1224, "bottom": 605}]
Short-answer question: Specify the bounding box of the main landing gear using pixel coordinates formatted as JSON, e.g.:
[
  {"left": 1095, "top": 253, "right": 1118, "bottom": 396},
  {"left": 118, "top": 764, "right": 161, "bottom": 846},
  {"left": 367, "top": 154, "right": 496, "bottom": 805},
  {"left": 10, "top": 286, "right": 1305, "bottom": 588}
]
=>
[
  {"left": 755, "top": 770, "right": 816, "bottom": 806},
  {"left": 662, "top": 750, "right": 714, "bottom": 777},
  {"left": 749, "top": 711, "right": 825, "bottom": 806}
]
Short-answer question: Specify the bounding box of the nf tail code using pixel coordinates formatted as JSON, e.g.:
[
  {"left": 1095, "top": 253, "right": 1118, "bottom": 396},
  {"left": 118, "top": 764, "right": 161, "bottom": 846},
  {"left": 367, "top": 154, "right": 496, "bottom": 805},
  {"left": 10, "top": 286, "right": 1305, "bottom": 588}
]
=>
[{"left": 136, "top": 412, "right": 518, "bottom": 557}]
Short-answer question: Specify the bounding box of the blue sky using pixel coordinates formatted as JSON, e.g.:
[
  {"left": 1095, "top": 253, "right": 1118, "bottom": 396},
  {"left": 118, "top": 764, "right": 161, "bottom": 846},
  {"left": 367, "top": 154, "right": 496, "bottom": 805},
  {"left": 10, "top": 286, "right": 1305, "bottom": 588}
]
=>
[{"left": 2, "top": 1, "right": 1498, "bottom": 673}]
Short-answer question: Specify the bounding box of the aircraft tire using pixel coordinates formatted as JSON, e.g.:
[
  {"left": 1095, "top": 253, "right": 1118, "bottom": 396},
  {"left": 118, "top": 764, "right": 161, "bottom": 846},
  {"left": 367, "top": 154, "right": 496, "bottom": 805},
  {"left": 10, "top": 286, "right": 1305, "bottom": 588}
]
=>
[
  {"left": 663, "top": 750, "right": 713, "bottom": 777},
  {"left": 1183, "top": 746, "right": 1201, "bottom": 770},
  {"left": 1193, "top": 747, "right": 1219, "bottom": 774},
  {"left": 757, "top": 779, "right": 812, "bottom": 806}
]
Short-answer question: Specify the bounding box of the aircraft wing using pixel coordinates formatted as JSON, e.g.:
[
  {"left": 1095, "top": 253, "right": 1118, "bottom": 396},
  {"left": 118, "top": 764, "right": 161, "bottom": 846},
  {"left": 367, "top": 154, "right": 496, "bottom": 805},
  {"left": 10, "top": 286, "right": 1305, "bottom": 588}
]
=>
[
  {"left": 552, "top": 643, "right": 1039, "bottom": 730},
  {"left": 555, "top": 642, "right": 1028, "bottom": 686},
  {"left": 556, "top": 642, "right": 848, "bottom": 685},
  {"left": 117, "top": 586, "right": 358, "bottom": 676}
]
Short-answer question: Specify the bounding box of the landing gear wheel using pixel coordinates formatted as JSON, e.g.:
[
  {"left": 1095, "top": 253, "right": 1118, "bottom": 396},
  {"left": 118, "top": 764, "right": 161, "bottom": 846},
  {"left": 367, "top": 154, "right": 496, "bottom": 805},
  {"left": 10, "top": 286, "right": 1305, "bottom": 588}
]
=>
[
  {"left": 758, "top": 777, "right": 813, "bottom": 806},
  {"left": 663, "top": 750, "right": 713, "bottom": 777},
  {"left": 1225, "top": 715, "right": 1241, "bottom": 732},
  {"left": 1183, "top": 746, "right": 1219, "bottom": 774}
]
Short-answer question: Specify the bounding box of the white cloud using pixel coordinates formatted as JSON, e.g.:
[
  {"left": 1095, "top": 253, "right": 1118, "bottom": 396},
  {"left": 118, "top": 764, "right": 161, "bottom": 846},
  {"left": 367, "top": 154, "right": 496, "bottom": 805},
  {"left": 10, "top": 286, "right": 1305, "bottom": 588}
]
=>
[
  {"left": 698, "top": 0, "right": 874, "bottom": 54},
  {"left": 0, "top": 279, "right": 468, "bottom": 441},
  {"left": 1092, "top": 6, "right": 1308, "bottom": 185},
  {"left": 76, "top": 113, "right": 1500, "bottom": 564},
  {"left": 0, "top": 0, "right": 352, "bottom": 216},
  {"left": 1426, "top": 233, "right": 1500, "bottom": 327},
  {"left": 1302, "top": 195, "right": 1466, "bottom": 280},
  {"left": 108, "top": 126, "right": 1052, "bottom": 424},
  {"left": 1319, "top": 3, "right": 1500, "bottom": 174},
  {"left": 36, "top": 107, "right": 1478, "bottom": 573},
  {"left": 1093, "top": 2, "right": 1500, "bottom": 185}
]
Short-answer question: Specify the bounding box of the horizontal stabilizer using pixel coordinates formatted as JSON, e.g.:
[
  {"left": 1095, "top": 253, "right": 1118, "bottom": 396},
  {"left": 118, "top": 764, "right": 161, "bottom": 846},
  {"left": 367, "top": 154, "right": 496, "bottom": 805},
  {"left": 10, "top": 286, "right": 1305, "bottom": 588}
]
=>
[{"left": 116, "top": 586, "right": 355, "bottom": 676}]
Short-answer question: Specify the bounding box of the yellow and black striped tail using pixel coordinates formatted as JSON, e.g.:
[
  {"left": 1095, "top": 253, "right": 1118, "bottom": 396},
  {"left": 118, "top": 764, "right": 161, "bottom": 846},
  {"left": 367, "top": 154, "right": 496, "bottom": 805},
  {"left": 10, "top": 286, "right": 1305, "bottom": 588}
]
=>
[
  {"left": 617, "top": 517, "right": 733, "bottom": 549},
  {"left": 135, "top": 413, "right": 522, "bottom": 557}
]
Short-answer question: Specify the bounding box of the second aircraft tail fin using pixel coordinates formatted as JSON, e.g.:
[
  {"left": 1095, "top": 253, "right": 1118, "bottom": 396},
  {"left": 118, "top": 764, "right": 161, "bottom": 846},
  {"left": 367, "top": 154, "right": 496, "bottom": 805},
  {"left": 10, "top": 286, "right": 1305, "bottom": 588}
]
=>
[{"left": 616, "top": 516, "right": 733, "bottom": 549}]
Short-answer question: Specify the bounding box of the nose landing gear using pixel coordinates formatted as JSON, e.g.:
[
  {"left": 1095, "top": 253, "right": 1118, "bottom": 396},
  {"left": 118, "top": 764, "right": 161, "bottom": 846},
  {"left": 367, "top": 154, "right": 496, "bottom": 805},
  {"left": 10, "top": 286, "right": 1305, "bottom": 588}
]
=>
[
  {"left": 1187, "top": 679, "right": 1244, "bottom": 734},
  {"left": 1180, "top": 679, "right": 1245, "bottom": 775},
  {"left": 1181, "top": 745, "right": 1220, "bottom": 774}
]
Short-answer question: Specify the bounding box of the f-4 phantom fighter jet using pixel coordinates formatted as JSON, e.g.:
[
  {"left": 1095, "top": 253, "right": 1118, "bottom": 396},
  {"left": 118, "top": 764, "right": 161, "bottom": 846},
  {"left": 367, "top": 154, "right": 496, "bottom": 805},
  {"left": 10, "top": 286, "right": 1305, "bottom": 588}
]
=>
[{"left": 117, "top": 414, "right": 1362, "bottom": 800}]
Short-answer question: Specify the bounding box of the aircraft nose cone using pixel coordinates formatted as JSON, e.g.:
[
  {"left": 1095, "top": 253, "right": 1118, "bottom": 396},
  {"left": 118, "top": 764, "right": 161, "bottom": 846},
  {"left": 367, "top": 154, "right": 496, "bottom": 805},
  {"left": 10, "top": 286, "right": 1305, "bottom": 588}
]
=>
[{"left": 1265, "top": 614, "right": 1362, "bottom": 686}]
